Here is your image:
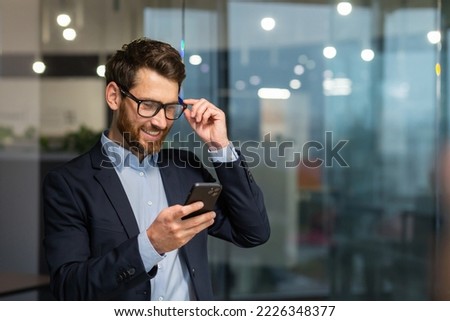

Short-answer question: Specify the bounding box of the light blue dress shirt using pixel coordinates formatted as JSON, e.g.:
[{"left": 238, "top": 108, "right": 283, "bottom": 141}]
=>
[{"left": 101, "top": 132, "right": 237, "bottom": 300}]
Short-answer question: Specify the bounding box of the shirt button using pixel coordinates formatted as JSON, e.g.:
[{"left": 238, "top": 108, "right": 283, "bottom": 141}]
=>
[
  {"left": 158, "top": 296, "right": 164, "bottom": 301},
  {"left": 147, "top": 201, "right": 153, "bottom": 206},
  {"left": 158, "top": 264, "right": 162, "bottom": 269},
  {"left": 139, "top": 172, "right": 144, "bottom": 177}
]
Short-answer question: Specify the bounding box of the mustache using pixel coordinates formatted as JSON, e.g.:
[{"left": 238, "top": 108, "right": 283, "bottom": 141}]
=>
[{"left": 141, "top": 123, "right": 165, "bottom": 132}]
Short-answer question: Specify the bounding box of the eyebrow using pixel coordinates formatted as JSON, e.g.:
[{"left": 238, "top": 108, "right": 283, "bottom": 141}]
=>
[{"left": 125, "top": 89, "right": 179, "bottom": 105}]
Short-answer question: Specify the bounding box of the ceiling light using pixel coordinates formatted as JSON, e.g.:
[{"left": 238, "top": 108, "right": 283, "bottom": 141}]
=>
[
  {"left": 323, "top": 46, "right": 337, "bottom": 59},
  {"left": 337, "top": 2, "right": 352, "bottom": 16},
  {"left": 63, "top": 28, "right": 77, "bottom": 41},
  {"left": 298, "top": 55, "right": 309, "bottom": 64},
  {"left": 427, "top": 31, "right": 441, "bottom": 44},
  {"left": 189, "top": 55, "right": 202, "bottom": 65},
  {"left": 258, "top": 88, "right": 291, "bottom": 99},
  {"left": 261, "top": 17, "right": 276, "bottom": 31},
  {"left": 290, "top": 79, "right": 301, "bottom": 90},
  {"left": 361, "top": 49, "right": 375, "bottom": 62},
  {"left": 56, "top": 14, "right": 71, "bottom": 27},
  {"left": 294, "top": 65, "right": 305, "bottom": 75},
  {"left": 96, "top": 65, "right": 105, "bottom": 77},
  {"left": 249, "top": 75, "right": 261, "bottom": 86},
  {"left": 32, "top": 61, "right": 46, "bottom": 74},
  {"left": 323, "top": 78, "right": 352, "bottom": 96},
  {"left": 235, "top": 80, "right": 246, "bottom": 91}
]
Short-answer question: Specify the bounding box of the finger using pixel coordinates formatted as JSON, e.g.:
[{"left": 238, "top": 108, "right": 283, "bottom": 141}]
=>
[
  {"left": 183, "top": 108, "right": 199, "bottom": 125},
  {"left": 183, "top": 112, "right": 198, "bottom": 132},
  {"left": 200, "top": 108, "right": 218, "bottom": 124},
  {"left": 183, "top": 211, "right": 216, "bottom": 231},
  {"left": 192, "top": 99, "right": 210, "bottom": 122},
  {"left": 182, "top": 98, "right": 200, "bottom": 105},
  {"left": 196, "top": 104, "right": 221, "bottom": 124},
  {"left": 174, "top": 201, "right": 204, "bottom": 220},
  {"left": 191, "top": 217, "right": 215, "bottom": 234},
  {"left": 185, "top": 98, "right": 209, "bottom": 119},
  {"left": 182, "top": 99, "right": 200, "bottom": 118},
  {"left": 183, "top": 109, "right": 194, "bottom": 126}
]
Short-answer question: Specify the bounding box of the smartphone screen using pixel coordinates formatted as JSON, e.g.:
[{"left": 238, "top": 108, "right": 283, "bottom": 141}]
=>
[{"left": 182, "top": 182, "right": 222, "bottom": 220}]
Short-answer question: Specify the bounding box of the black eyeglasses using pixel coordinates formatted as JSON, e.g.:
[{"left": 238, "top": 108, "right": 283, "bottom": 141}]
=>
[{"left": 119, "top": 86, "right": 187, "bottom": 120}]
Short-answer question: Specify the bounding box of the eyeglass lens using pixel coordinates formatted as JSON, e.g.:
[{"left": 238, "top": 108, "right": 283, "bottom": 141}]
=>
[{"left": 138, "top": 101, "right": 184, "bottom": 119}]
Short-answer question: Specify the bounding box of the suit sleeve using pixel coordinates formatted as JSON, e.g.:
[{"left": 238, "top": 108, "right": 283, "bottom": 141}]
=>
[
  {"left": 43, "top": 170, "right": 155, "bottom": 300},
  {"left": 208, "top": 151, "right": 270, "bottom": 247}
]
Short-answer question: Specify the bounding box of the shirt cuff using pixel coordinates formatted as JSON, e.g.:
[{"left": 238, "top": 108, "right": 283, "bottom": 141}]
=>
[
  {"left": 137, "top": 231, "right": 165, "bottom": 272},
  {"left": 208, "top": 143, "right": 239, "bottom": 163}
]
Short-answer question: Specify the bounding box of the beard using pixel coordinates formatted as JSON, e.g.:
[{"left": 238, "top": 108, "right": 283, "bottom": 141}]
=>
[{"left": 116, "top": 103, "right": 170, "bottom": 158}]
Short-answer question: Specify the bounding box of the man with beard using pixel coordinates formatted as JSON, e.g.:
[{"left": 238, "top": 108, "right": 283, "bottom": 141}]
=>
[{"left": 42, "top": 37, "right": 270, "bottom": 301}]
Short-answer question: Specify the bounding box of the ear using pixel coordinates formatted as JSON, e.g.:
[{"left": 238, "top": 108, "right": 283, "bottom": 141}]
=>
[{"left": 105, "top": 82, "right": 121, "bottom": 111}]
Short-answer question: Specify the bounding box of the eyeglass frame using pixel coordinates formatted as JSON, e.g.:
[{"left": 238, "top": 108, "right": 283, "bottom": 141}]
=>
[{"left": 118, "top": 84, "right": 187, "bottom": 120}]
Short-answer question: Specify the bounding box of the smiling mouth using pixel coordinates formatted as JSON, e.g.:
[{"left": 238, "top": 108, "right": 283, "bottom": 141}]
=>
[{"left": 142, "top": 128, "right": 160, "bottom": 136}]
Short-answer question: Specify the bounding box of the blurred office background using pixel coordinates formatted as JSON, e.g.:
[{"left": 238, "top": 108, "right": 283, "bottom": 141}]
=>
[{"left": 1, "top": 0, "right": 450, "bottom": 300}]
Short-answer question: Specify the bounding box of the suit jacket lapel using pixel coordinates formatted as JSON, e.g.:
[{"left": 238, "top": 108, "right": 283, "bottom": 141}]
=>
[{"left": 90, "top": 140, "right": 140, "bottom": 238}]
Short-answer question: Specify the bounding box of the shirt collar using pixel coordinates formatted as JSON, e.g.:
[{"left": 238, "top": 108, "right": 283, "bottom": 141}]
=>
[{"left": 101, "top": 131, "right": 159, "bottom": 171}]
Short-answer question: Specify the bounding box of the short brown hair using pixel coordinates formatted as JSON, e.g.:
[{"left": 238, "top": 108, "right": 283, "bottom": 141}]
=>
[{"left": 105, "top": 37, "right": 186, "bottom": 90}]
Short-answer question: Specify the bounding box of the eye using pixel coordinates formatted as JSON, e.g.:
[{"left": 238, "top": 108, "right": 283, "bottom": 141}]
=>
[
  {"left": 141, "top": 100, "right": 159, "bottom": 110},
  {"left": 165, "top": 104, "right": 177, "bottom": 111}
]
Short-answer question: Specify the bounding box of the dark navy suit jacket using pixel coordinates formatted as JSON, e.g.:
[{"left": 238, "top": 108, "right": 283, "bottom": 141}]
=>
[{"left": 43, "top": 140, "right": 270, "bottom": 300}]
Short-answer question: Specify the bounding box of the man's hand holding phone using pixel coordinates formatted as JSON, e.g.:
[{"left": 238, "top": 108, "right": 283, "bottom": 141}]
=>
[
  {"left": 146, "top": 201, "right": 216, "bottom": 255},
  {"left": 146, "top": 183, "right": 221, "bottom": 254}
]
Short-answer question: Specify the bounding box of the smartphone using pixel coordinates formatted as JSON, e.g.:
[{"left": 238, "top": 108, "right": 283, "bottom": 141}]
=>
[{"left": 182, "top": 182, "right": 222, "bottom": 220}]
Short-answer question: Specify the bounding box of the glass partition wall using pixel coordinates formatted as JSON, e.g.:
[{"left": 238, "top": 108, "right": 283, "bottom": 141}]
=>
[
  {"left": 212, "top": 0, "right": 442, "bottom": 300},
  {"left": 0, "top": 0, "right": 446, "bottom": 300}
]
